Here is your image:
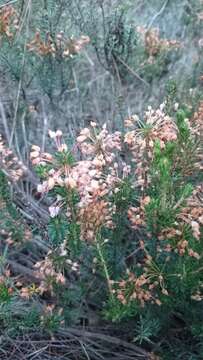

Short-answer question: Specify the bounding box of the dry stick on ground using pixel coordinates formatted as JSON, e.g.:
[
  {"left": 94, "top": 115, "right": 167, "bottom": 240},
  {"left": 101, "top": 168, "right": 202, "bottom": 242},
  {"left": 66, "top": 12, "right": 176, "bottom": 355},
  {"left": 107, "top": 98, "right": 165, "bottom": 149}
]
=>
[
  {"left": 7, "top": 260, "right": 42, "bottom": 282},
  {"left": 11, "top": 185, "right": 50, "bottom": 227},
  {"left": 1, "top": 329, "right": 151, "bottom": 360},
  {"left": 61, "top": 328, "right": 148, "bottom": 356}
]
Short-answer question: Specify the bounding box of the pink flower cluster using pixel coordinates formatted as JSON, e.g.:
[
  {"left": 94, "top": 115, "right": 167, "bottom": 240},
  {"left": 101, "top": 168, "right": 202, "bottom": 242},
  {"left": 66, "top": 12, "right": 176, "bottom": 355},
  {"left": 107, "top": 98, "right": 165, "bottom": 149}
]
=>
[
  {"left": 0, "top": 134, "right": 26, "bottom": 182},
  {"left": 124, "top": 104, "right": 178, "bottom": 190},
  {"left": 30, "top": 126, "right": 124, "bottom": 241}
]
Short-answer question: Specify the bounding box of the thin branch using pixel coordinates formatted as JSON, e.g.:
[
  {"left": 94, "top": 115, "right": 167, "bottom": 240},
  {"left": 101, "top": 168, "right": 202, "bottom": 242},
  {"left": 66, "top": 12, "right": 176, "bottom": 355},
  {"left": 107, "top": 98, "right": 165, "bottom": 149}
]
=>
[
  {"left": 41, "top": 100, "right": 48, "bottom": 153},
  {"left": 59, "top": 328, "right": 148, "bottom": 357},
  {"left": 0, "top": 100, "right": 10, "bottom": 143},
  {"left": 115, "top": 55, "right": 150, "bottom": 87},
  {"left": 9, "top": 0, "right": 32, "bottom": 147},
  {"left": 6, "top": 260, "right": 41, "bottom": 281},
  {"left": 0, "top": 0, "right": 18, "bottom": 8},
  {"left": 147, "top": 0, "right": 169, "bottom": 31}
]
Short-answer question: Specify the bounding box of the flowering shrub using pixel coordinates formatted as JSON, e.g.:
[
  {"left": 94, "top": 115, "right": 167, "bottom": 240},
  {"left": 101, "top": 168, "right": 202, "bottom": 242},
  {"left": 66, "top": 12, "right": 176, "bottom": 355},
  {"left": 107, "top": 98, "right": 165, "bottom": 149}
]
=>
[
  {"left": 28, "top": 102, "right": 203, "bottom": 337},
  {"left": 0, "top": 2, "right": 203, "bottom": 358},
  {"left": 137, "top": 27, "right": 181, "bottom": 59},
  {"left": 0, "top": 5, "right": 19, "bottom": 40},
  {"left": 0, "top": 100, "right": 201, "bottom": 358},
  {"left": 0, "top": 3, "right": 91, "bottom": 103},
  {"left": 0, "top": 142, "right": 31, "bottom": 247},
  {"left": 27, "top": 32, "right": 90, "bottom": 58}
]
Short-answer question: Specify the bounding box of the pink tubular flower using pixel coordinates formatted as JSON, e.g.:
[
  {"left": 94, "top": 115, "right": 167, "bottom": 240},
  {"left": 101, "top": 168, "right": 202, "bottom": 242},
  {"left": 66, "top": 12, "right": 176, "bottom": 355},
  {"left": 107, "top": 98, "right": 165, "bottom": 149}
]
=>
[
  {"left": 49, "top": 205, "right": 60, "bottom": 218},
  {"left": 77, "top": 123, "right": 121, "bottom": 165}
]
